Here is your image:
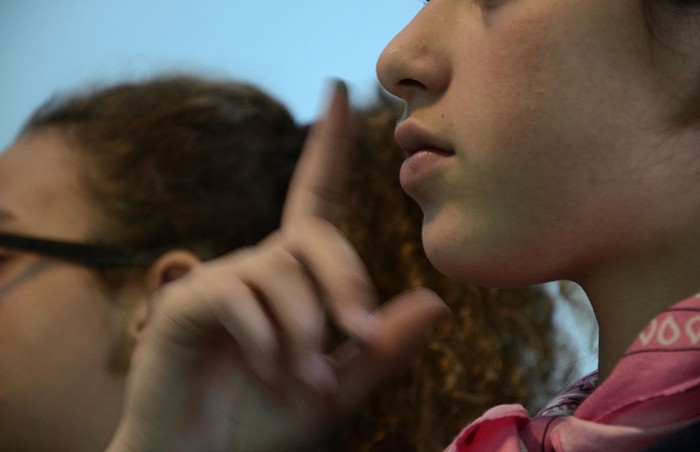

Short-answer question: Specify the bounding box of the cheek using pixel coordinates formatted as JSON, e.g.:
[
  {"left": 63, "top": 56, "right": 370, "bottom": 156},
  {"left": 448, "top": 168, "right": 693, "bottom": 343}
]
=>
[
  {"left": 451, "top": 44, "right": 555, "bottom": 167},
  {"left": 0, "top": 269, "right": 128, "bottom": 445},
  {"left": 451, "top": 22, "right": 618, "bottom": 195},
  {"left": 0, "top": 270, "right": 120, "bottom": 391}
]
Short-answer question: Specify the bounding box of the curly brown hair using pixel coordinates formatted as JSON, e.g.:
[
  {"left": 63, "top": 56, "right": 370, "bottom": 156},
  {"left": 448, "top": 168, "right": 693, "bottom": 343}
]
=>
[{"left": 328, "top": 94, "right": 577, "bottom": 451}]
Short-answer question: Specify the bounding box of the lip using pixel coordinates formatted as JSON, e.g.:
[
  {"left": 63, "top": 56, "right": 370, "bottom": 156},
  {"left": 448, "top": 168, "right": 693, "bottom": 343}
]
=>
[
  {"left": 395, "top": 121, "right": 454, "bottom": 193},
  {"left": 394, "top": 121, "right": 454, "bottom": 158}
]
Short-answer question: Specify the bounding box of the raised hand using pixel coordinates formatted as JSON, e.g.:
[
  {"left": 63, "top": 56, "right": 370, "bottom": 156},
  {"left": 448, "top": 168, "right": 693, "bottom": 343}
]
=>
[{"left": 106, "top": 82, "right": 450, "bottom": 452}]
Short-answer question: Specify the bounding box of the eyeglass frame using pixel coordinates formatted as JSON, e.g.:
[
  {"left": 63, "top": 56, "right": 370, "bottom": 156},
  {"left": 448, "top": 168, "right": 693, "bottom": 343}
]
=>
[{"left": 0, "top": 232, "right": 157, "bottom": 267}]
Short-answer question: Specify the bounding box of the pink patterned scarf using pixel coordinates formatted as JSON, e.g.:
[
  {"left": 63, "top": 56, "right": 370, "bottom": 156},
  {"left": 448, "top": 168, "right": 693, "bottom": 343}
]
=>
[{"left": 446, "top": 295, "right": 700, "bottom": 451}]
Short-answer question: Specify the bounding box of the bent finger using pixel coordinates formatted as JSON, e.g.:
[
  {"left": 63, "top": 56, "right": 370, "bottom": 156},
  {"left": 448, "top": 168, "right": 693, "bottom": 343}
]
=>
[
  {"left": 331, "top": 288, "right": 452, "bottom": 413},
  {"left": 152, "top": 266, "right": 282, "bottom": 387},
  {"left": 283, "top": 218, "right": 381, "bottom": 343},
  {"left": 234, "top": 246, "right": 336, "bottom": 393}
]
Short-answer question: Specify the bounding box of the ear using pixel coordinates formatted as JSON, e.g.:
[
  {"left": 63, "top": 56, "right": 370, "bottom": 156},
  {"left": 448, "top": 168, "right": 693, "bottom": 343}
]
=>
[
  {"left": 128, "top": 249, "right": 202, "bottom": 340},
  {"left": 147, "top": 249, "right": 202, "bottom": 288}
]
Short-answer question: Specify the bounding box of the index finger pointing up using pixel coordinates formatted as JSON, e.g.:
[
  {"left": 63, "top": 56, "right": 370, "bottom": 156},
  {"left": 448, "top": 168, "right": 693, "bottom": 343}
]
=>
[{"left": 282, "top": 81, "right": 354, "bottom": 226}]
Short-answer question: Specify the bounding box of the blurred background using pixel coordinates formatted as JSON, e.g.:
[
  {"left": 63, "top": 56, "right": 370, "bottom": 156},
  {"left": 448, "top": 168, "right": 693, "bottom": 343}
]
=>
[{"left": 0, "top": 0, "right": 423, "bottom": 148}]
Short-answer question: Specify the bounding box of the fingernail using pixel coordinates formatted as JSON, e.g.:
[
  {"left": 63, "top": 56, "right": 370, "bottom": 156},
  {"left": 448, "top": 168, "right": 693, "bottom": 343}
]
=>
[
  {"left": 334, "top": 79, "right": 347, "bottom": 95},
  {"left": 346, "top": 309, "right": 381, "bottom": 346},
  {"left": 302, "top": 354, "right": 338, "bottom": 394}
]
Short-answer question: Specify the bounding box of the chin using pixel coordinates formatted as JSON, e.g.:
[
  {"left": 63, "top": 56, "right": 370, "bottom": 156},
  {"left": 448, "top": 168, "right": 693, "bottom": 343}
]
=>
[
  {"left": 421, "top": 231, "right": 477, "bottom": 283},
  {"left": 421, "top": 225, "right": 544, "bottom": 289},
  {"left": 427, "top": 248, "right": 536, "bottom": 288}
]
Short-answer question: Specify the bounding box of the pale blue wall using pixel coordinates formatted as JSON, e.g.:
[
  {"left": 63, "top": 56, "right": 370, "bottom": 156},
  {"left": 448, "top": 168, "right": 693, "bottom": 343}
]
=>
[{"left": 0, "top": 0, "right": 422, "bottom": 148}]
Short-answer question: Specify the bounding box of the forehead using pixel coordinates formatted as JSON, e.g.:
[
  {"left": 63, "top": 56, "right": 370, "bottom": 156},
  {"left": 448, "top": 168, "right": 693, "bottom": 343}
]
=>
[{"left": 0, "top": 129, "right": 96, "bottom": 239}]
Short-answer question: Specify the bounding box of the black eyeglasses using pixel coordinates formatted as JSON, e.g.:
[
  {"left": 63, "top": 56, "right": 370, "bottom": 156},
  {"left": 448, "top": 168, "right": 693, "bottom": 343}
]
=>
[{"left": 0, "top": 232, "right": 157, "bottom": 267}]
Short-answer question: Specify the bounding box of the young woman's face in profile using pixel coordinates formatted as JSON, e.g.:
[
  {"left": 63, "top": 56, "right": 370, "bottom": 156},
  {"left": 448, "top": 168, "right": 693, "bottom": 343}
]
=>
[
  {"left": 0, "top": 130, "right": 129, "bottom": 451},
  {"left": 377, "top": 0, "right": 700, "bottom": 287}
]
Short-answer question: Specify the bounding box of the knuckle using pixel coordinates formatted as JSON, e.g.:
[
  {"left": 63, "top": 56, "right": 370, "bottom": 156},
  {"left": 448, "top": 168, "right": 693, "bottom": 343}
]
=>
[{"left": 259, "top": 246, "right": 304, "bottom": 274}]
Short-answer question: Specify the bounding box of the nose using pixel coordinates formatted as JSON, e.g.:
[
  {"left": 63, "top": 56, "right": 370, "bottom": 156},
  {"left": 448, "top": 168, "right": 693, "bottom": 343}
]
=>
[{"left": 377, "top": 4, "right": 450, "bottom": 105}]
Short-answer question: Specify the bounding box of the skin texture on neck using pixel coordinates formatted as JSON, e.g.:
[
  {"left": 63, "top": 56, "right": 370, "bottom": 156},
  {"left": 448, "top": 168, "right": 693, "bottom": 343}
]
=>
[{"left": 578, "top": 205, "right": 700, "bottom": 379}]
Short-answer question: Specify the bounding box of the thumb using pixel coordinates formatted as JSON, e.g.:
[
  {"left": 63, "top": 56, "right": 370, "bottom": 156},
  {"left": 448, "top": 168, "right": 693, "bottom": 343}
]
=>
[{"left": 332, "top": 288, "right": 452, "bottom": 413}]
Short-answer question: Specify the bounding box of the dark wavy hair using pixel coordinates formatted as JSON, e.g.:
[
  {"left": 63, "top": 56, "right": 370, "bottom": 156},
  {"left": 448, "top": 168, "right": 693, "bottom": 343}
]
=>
[
  {"left": 643, "top": 0, "right": 700, "bottom": 125},
  {"left": 20, "top": 74, "right": 304, "bottom": 262},
  {"left": 328, "top": 94, "right": 578, "bottom": 452}
]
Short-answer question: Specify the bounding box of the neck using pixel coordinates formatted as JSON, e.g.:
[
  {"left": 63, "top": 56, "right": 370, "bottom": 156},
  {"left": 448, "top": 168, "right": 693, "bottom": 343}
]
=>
[{"left": 578, "top": 238, "right": 700, "bottom": 381}]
